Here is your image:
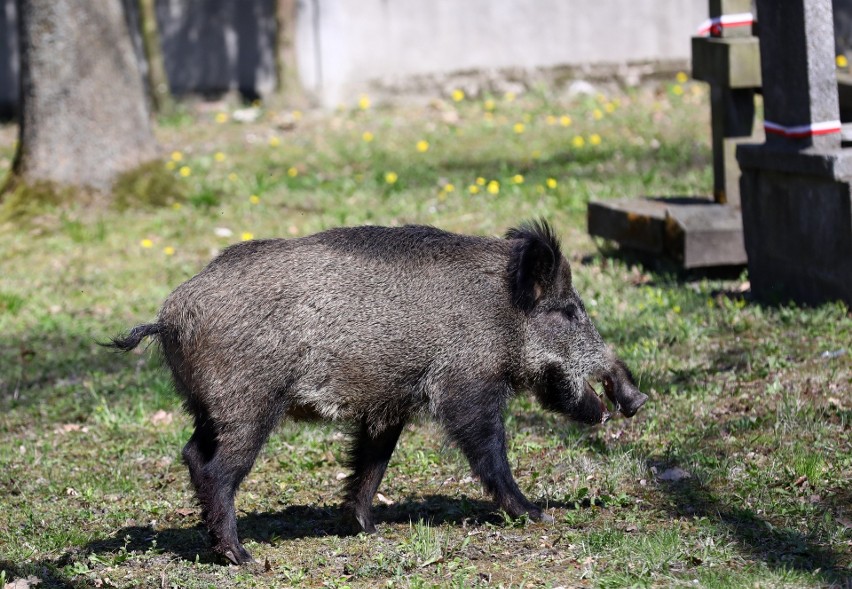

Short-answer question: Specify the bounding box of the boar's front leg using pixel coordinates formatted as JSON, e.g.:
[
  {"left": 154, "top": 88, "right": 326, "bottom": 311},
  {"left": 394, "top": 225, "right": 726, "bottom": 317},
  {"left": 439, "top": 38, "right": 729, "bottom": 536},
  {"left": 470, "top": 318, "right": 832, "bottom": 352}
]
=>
[
  {"left": 441, "top": 385, "right": 551, "bottom": 523},
  {"left": 343, "top": 420, "right": 405, "bottom": 533}
]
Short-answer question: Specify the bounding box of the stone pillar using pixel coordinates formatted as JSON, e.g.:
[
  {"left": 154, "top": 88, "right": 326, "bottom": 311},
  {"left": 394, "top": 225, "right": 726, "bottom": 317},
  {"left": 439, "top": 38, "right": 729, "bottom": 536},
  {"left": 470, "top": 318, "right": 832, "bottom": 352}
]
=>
[{"left": 737, "top": 0, "right": 852, "bottom": 305}]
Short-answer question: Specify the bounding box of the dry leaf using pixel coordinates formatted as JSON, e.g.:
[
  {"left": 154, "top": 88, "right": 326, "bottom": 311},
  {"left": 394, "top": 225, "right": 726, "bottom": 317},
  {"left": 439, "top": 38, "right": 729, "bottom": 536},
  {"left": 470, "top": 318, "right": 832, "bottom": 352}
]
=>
[
  {"left": 4, "top": 576, "right": 42, "bottom": 589},
  {"left": 376, "top": 493, "right": 394, "bottom": 506},
  {"left": 656, "top": 467, "right": 691, "bottom": 482},
  {"left": 150, "top": 410, "right": 173, "bottom": 426},
  {"left": 175, "top": 507, "right": 194, "bottom": 517}
]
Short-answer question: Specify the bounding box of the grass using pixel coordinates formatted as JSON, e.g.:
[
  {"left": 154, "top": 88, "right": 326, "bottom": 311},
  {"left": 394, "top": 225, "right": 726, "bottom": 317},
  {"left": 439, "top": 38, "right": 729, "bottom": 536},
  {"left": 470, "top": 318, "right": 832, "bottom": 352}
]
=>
[{"left": 0, "top": 80, "right": 850, "bottom": 588}]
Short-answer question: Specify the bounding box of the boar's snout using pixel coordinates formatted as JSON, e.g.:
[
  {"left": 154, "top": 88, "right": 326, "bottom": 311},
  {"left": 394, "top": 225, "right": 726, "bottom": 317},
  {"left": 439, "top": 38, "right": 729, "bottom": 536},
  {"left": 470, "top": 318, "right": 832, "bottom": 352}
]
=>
[{"left": 601, "top": 359, "right": 648, "bottom": 418}]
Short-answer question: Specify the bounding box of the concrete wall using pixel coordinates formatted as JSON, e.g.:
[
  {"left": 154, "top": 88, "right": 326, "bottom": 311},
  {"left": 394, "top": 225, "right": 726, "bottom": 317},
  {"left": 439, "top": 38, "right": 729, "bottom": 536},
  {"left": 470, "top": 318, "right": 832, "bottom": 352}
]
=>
[{"left": 296, "top": 0, "right": 706, "bottom": 106}]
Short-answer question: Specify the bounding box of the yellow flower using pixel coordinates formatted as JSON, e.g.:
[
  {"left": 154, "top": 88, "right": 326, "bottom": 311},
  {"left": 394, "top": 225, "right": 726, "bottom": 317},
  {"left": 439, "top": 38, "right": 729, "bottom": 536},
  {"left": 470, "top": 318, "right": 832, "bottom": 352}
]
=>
[
  {"left": 287, "top": 166, "right": 299, "bottom": 177},
  {"left": 604, "top": 102, "right": 616, "bottom": 114},
  {"left": 546, "top": 178, "right": 558, "bottom": 189},
  {"left": 511, "top": 174, "right": 524, "bottom": 184},
  {"left": 592, "top": 108, "right": 603, "bottom": 120},
  {"left": 358, "top": 95, "right": 371, "bottom": 110},
  {"left": 249, "top": 194, "right": 260, "bottom": 204},
  {"left": 451, "top": 89, "right": 465, "bottom": 102},
  {"left": 268, "top": 136, "right": 281, "bottom": 147},
  {"left": 292, "top": 110, "right": 303, "bottom": 121},
  {"left": 487, "top": 180, "right": 500, "bottom": 195},
  {"left": 572, "top": 136, "right": 585, "bottom": 148},
  {"left": 590, "top": 133, "right": 602, "bottom": 146},
  {"left": 838, "top": 55, "right": 849, "bottom": 68},
  {"left": 385, "top": 171, "right": 398, "bottom": 184},
  {"left": 483, "top": 99, "right": 495, "bottom": 111},
  {"left": 531, "top": 149, "right": 541, "bottom": 159},
  {"left": 546, "top": 115, "right": 557, "bottom": 126},
  {"left": 241, "top": 232, "right": 254, "bottom": 241},
  {"left": 215, "top": 112, "right": 229, "bottom": 124},
  {"left": 504, "top": 91, "right": 516, "bottom": 102},
  {"left": 227, "top": 172, "right": 238, "bottom": 182},
  {"left": 179, "top": 166, "right": 191, "bottom": 177},
  {"left": 672, "top": 85, "right": 684, "bottom": 96},
  {"left": 165, "top": 161, "right": 176, "bottom": 171},
  {"left": 170, "top": 151, "right": 183, "bottom": 162},
  {"left": 475, "top": 177, "right": 486, "bottom": 186},
  {"left": 140, "top": 238, "right": 153, "bottom": 249},
  {"left": 362, "top": 131, "right": 374, "bottom": 143},
  {"left": 468, "top": 184, "right": 480, "bottom": 194},
  {"left": 214, "top": 152, "right": 226, "bottom": 162},
  {"left": 513, "top": 123, "right": 525, "bottom": 134},
  {"left": 559, "top": 115, "right": 572, "bottom": 127},
  {"left": 416, "top": 140, "right": 430, "bottom": 153},
  {"left": 172, "top": 202, "right": 182, "bottom": 210},
  {"left": 443, "top": 183, "right": 455, "bottom": 193},
  {"left": 163, "top": 246, "right": 175, "bottom": 256},
  {"left": 676, "top": 71, "right": 689, "bottom": 84}
]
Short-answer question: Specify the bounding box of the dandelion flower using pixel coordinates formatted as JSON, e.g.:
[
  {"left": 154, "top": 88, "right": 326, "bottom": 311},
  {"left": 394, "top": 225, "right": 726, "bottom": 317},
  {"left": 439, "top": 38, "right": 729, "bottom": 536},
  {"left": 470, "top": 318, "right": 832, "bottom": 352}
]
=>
[
  {"left": 292, "top": 110, "right": 303, "bottom": 121},
  {"left": 590, "top": 133, "right": 602, "bottom": 146},
  {"left": 504, "top": 91, "right": 516, "bottom": 102},
  {"left": 215, "top": 112, "right": 229, "bottom": 124},
  {"left": 475, "top": 177, "right": 486, "bottom": 186},
  {"left": 227, "top": 172, "right": 238, "bottom": 182},
  {"left": 140, "top": 238, "right": 153, "bottom": 249},
  {"left": 165, "top": 161, "right": 176, "bottom": 171},
  {"left": 513, "top": 123, "right": 525, "bottom": 134},
  {"left": 172, "top": 202, "right": 182, "bottom": 210},
  {"left": 268, "top": 136, "right": 281, "bottom": 147},
  {"left": 163, "top": 246, "right": 175, "bottom": 256},
  {"left": 559, "top": 115, "right": 572, "bottom": 127},
  {"left": 451, "top": 89, "right": 465, "bottom": 102},
  {"left": 358, "top": 95, "right": 371, "bottom": 110},
  {"left": 604, "top": 102, "right": 616, "bottom": 114},
  {"left": 416, "top": 140, "right": 430, "bottom": 153},
  {"left": 385, "top": 171, "right": 398, "bottom": 184},
  {"left": 672, "top": 85, "right": 684, "bottom": 96},
  {"left": 179, "top": 166, "right": 191, "bottom": 177},
  {"left": 249, "top": 194, "right": 260, "bottom": 205},
  {"left": 592, "top": 109, "right": 603, "bottom": 120},
  {"left": 484, "top": 99, "right": 495, "bottom": 111},
  {"left": 468, "top": 184, "right": 480, "bottom": 194},
  {"left": 443, "top": 183, "right": 455, "bottom": 193},
  {"left": 572, "top": 136, "right": 585, "bottom": 148},
  {"left": 214, "top": 152, "right": 226, "bottom": 162},
  {"left": 511, "top": 174, "right": 524, "bottom": 184},
  {"left": 838, "top": 55, "right": 849, "bottom": 68},
  {"left": 170, "top": 151, "right": 183, "bottom": 162},
  {"left": 676, "top": 71, "right": 689, "bottom": 84},
  {"left": 487, "top": 180, "right": 500, "bottom": 195},
  {"left": 241, "top": 232, "right": 254, "bottom": 241},
  {"left": 362, "top": 131, "right": 374, "bottom": 143},
  {"left": 287, "top": 166, "right": 299, "bottom": 178},
  {"left": 546, "top": 178, "right": 558, "bottom": 189}
]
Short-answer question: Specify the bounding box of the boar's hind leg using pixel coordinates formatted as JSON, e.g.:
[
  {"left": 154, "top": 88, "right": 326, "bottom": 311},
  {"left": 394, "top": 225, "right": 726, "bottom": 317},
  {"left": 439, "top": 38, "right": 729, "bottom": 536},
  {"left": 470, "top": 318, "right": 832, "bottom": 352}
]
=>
[
  {"left": 441, "top": 392, "right": 550, "bottom": 523},
  {"left": 344, "top": 420, "right": 405, "bottom": 534},
  {"left": 183, "top": 411, "right": 274, "bottom": 565}
]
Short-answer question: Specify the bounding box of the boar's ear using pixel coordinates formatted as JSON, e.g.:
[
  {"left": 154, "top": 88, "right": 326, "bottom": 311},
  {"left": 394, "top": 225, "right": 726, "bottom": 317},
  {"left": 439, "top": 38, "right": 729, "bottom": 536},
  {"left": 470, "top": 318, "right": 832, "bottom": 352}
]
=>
[{"left": 505, "top": 220, "right": 563, "bottom": 312}]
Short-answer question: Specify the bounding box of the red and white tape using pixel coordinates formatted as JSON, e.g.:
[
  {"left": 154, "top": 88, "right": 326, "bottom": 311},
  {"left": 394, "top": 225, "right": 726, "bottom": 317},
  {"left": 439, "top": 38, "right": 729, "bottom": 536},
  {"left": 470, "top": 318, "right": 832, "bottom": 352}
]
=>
[
  {"left": 696, "top": 12, "right": 754, "bottom": 36},
  {"left": 764, "top": 119, "right": 842, "bottom": 138}
]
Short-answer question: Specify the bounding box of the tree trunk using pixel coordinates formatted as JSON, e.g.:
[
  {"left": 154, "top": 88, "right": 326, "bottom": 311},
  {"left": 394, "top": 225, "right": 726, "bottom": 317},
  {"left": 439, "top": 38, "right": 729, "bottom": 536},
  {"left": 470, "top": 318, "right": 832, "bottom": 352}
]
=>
[
  {"left": 275, "top": 0, "right": 305, "bottom": 103},
  {"left": 10, "top": 0, "right": 158, "bottom": 194},
  {"left": 137, "top": 0, "right": 173, "bottom": 115}
]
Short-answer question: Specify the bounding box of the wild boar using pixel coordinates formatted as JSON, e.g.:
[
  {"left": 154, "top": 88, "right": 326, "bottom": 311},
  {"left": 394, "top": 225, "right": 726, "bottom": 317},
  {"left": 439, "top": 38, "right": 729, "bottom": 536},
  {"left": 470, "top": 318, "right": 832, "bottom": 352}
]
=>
[{"left": 106, "top": 221, "right": 647, "bottom": 564}]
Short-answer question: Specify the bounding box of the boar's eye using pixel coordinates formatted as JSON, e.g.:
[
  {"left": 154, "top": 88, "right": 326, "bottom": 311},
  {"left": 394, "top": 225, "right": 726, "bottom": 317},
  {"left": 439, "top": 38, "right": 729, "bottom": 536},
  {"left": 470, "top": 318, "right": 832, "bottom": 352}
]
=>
[{"left": 559, "top": 304, "right": 578, "bottom": 322}]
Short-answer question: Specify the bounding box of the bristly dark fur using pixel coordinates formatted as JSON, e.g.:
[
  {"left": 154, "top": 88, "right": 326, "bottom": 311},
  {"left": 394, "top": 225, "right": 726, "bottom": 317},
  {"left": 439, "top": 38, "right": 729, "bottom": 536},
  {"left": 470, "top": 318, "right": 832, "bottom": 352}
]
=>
[
  {"left": 505, "top": 220, "right": 564, "bottom": 313},
  {"left": 100, "top": 323, "right": 163, "bottom": 351}
]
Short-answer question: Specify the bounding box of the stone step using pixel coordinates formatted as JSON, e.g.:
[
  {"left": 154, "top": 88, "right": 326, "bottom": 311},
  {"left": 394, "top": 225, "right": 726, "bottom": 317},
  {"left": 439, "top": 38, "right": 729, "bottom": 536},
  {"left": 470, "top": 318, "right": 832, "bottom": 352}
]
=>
[{"left": 587, "top": 197, "right": 747, "bottom": 268}]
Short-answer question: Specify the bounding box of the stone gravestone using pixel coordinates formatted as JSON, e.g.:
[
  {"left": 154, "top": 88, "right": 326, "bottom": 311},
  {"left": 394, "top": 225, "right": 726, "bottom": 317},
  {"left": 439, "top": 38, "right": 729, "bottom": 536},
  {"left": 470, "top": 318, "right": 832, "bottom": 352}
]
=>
[
  {"left": 737, "top": 0, "right": 852, "bottom": 305},
  {"left": 588, "top": 0, "right": 759, "bottom": 268}
]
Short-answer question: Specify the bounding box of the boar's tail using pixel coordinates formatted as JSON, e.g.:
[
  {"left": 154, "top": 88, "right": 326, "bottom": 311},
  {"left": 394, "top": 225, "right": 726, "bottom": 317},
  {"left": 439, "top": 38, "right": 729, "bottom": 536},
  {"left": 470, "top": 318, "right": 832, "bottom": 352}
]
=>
[{"left": 101, "top": 323, "right": 164, "bottom": 352}]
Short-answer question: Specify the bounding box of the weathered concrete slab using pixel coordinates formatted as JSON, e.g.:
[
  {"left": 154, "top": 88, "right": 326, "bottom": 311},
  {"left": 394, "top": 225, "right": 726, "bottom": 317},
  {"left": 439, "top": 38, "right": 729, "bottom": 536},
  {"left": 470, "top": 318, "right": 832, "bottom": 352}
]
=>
[
  {"left": 588, "top": 197, "right": 746, "bottom": 268},
  {"left": 691, "top": 37, "right": 761, "bottom": 88}
]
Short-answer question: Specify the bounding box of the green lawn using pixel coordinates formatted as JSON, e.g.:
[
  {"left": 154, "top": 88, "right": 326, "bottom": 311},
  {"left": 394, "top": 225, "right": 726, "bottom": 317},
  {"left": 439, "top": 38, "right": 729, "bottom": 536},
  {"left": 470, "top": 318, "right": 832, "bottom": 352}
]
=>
[{"left": 0, "top": 81, "right": 850, "bottom": 588}]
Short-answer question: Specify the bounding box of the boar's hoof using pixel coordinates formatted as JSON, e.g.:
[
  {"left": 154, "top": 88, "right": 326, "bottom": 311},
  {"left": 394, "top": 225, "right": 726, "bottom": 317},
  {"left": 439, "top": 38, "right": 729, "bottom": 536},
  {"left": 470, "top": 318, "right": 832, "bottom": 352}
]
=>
[
  {"left": 537, "top": 511, "right": 555, "bottom": 523},
  {"left": 217, "top": 543, "right": 254, "bottom": 566}
]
